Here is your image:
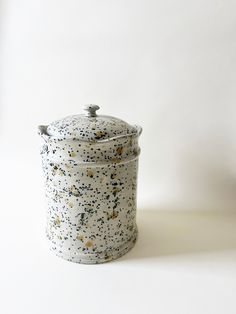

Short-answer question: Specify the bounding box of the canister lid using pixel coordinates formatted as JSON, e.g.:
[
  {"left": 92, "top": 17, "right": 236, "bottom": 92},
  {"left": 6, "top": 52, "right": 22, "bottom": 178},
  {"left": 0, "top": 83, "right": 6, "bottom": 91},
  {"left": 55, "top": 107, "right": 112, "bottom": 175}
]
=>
[{"left": 46, "top": 105, "right": 138, "bottom": 141}]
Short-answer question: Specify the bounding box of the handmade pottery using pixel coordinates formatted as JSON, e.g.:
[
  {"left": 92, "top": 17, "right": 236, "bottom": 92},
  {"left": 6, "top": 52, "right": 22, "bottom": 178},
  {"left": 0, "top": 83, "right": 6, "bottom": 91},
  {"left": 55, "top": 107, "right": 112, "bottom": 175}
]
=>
[{"left": 38, "top": 105, "right": 142, "bottom": 264}]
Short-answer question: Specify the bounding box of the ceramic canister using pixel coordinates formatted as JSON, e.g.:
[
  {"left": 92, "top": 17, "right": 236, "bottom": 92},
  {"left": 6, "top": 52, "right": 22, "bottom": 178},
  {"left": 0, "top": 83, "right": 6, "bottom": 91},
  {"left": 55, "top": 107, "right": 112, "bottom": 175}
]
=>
[{"left": 38, "top": 105, "right": 142, "bottom": 264}]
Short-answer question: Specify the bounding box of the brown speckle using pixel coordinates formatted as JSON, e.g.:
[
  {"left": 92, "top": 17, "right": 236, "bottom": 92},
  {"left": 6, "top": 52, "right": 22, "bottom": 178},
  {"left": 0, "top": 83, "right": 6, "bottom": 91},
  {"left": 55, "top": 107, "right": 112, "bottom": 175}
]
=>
[
  {"left": 116, "top": 147, "right": 123, "bottom": 155},
  {"left": 107, "top": 210, "right": 119, "bottom": 220},
  {"left": 85, "top": 240, "right": 93, "bottom": 248},
  {"left": 95, "top": 131, "right": 106, "bottom": 139},
  {"left": 76, "top": 234, "right": 84, "bottom": 241},
  {"left": 86, "top": 169, "right": 94, "bottom": 178},
  {"left": 104, "top": 255, "right": 112, "bottom": 261},
  {"left": 111, "top": 158, "right": 121, "bottom": 163},
  {"left": 112, "top": 187, "right": 121, "bottom": 196},
  {"left": 54, "top": 216, "right": 61, "bottom": 226},
  {"left": 111, "top": 211, "right": 118, "bottom": 219}
]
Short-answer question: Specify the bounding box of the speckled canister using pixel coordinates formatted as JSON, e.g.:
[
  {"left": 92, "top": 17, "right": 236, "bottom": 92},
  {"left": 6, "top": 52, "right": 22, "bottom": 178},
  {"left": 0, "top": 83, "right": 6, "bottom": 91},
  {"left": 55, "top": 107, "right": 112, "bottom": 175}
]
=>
[{"left": 38, "top": 105, "right": 142, "bottom": 264}]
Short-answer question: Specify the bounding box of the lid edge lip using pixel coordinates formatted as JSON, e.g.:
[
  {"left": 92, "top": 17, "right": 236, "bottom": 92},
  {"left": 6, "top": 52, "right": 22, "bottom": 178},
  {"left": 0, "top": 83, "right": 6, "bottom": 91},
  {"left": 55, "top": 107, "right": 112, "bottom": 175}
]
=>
[
  {"left": 39, "top": 124, "right": 142, "bottom": 142},
  {"left": 44, "top": 130, "right": 142, "bottom": 143}
]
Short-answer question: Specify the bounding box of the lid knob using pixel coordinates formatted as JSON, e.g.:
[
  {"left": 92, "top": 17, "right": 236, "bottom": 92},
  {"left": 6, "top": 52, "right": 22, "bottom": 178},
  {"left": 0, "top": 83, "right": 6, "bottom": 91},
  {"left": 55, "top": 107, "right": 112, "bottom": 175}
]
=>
[{"left": 83, "top": 104, "right": 100, "bottom": 117}]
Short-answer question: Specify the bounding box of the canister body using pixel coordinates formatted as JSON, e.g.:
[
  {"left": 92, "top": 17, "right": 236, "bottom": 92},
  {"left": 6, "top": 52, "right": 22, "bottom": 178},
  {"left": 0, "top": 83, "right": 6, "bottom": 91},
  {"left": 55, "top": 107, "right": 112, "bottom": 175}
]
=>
[{"left": 41, "top": 135, "right": 140, "bottom": 263}]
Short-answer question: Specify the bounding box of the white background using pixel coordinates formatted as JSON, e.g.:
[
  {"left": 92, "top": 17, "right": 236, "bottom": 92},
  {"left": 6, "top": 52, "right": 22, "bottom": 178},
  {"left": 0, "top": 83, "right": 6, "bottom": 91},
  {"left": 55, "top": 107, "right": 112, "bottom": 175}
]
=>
[
  {"left": 1, "top": 1, "right": 236, "bottom": 313},
  {"left": 1, "top": 0, "right": 236, "bottom": 210}
]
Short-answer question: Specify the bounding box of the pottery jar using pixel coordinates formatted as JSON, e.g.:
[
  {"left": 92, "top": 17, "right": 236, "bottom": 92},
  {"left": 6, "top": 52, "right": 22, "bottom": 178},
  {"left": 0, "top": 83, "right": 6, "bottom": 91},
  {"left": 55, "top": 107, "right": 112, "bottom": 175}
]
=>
[{"left": 38, "top": 105, "right": 142, "bottom": 264}]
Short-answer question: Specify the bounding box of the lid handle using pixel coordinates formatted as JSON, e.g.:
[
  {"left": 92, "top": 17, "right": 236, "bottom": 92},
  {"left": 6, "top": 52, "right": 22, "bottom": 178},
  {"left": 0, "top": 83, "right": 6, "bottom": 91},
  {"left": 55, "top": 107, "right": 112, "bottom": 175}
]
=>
[{"left": 83, "top": 104, "right": 100, "bottom": 117}]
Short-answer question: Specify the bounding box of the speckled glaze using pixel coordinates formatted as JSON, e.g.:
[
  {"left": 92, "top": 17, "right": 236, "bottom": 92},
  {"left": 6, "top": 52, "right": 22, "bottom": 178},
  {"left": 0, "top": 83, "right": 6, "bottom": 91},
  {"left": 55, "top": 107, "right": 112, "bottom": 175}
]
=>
[{"left": 38, "top": 105, "right": 142, "bottom": 264}]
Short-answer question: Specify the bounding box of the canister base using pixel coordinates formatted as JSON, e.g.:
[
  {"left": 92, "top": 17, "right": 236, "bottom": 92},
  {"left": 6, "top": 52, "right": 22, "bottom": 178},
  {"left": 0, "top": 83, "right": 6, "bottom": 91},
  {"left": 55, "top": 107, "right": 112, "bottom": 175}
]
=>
[{"left": 48, "top": 229, "right": 138, "bottom": 264}]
